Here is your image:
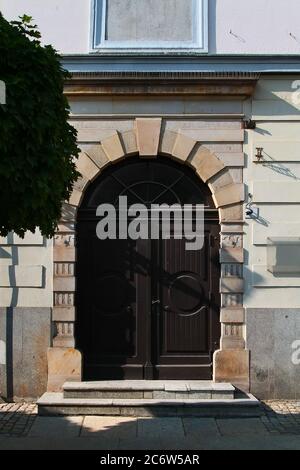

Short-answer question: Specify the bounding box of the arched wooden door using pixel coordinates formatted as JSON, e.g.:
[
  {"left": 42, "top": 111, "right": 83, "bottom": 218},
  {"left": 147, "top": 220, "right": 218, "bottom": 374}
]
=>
[{"left": 76, "top": 157, "right": 220, "bottom": 380}]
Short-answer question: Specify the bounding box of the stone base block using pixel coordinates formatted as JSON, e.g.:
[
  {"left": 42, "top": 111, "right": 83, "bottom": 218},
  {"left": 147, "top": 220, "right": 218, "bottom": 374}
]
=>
[
  {"left": 213, "top": 349, "right": 250, "bottom": 392},
  {"left": 47, "top": 347, "right": 82, "bottom": 392}
]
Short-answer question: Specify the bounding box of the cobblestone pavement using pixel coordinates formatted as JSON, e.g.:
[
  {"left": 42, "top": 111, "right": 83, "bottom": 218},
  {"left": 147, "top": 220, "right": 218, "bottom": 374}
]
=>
[
  {"left": 260, "top": 401, "right": 300, "bottom": 435},
  {"left": 0, "top": 400, "right": 299, "bottom": 437},
  {"left": 0, "top": 403, "right": 37, "bottom": 437}
]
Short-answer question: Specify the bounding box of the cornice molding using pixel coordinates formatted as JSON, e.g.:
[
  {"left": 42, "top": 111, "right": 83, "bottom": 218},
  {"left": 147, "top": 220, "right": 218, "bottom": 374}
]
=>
[
  {"left": 61, "top": 54, "right": 300, "bottom": 75},
  {"left": 64, "top": 71, "right": 259, "bottom": 97}
]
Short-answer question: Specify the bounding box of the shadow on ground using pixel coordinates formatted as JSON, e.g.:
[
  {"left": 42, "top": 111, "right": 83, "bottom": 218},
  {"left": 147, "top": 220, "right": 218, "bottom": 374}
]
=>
[{"left": 0, "top": 403, "right": 300, "bottom": 450}]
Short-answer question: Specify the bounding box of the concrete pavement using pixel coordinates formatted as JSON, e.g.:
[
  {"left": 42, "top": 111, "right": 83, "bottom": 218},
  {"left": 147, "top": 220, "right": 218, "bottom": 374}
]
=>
[{"left": 0, "top": 415, "right": 299, "bottom": 450}]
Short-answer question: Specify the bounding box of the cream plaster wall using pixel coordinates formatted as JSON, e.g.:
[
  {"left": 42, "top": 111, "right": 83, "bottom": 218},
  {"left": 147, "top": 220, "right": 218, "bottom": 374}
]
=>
[
  {"left": 0, "top": 233, "right": 53, "bottom": 308},
  {"left": 1, "top": 0, "right": 300, "bottom": 54},
  {"left": 2, "top": 78, "right": 300, "bottom": 311},
  {"left": 243, "top": 78, "right": 300, "bottom": 308}
]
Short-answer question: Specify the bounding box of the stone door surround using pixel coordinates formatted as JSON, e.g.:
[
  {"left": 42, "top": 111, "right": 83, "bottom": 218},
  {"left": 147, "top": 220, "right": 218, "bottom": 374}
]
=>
[{"left": 48, "top": 118, "right": 248, "bottom": 393}]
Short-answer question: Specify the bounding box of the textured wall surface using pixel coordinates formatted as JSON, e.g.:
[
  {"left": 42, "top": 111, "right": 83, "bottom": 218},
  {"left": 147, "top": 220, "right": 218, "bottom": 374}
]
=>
[
  {"left": 243, "top": 78, "right": 300, "bottom": 309},
  {"left": 247, "top": 309, "right": 300, "bottom": 399},
  {"left": 1, "top": 0, "right": 300, "bottom": 54},
  {"left": 0, "top": 72, "right": 299, "bottom": 398},
  {"left": 0, "top": 233, "right": 53, "bottom": 308},
  {"left": 0, "top": 308, "right": 51, "bottom": 400},
  {"left": 106, "top": 0, "right": 193, "bottom": 42}
]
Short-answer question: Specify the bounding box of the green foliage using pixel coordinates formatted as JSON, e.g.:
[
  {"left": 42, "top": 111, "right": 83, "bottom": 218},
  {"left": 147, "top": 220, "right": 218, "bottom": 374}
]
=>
[{"left": 0, "top": 13, "right": 80, "bottom": 237}]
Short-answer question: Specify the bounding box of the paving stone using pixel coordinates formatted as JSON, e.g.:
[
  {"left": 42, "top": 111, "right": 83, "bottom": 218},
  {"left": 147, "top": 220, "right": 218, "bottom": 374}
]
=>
[
  {"left": 217, "top": 418, "right": 269, "bottom": 436},
  {"left": 28, "top": 416, "right": 83, "bottom": 437},
  {"left": 137, "top": 417, "right": 185, "bottom": 438},
  {"left": 81, "top": 416, "right": 137, "bottom": 438},
  {"left": 183, "top": 418, "right": 221, "bottom": 437}
]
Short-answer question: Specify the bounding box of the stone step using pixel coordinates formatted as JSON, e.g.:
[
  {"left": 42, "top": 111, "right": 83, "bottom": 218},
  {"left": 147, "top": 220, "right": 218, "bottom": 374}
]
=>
[
  {"left": 37, "top": 392, "right": 262, "bottom": 418},
  {"left": 63, "top": 380, "right": 235, "bottom": 400}
]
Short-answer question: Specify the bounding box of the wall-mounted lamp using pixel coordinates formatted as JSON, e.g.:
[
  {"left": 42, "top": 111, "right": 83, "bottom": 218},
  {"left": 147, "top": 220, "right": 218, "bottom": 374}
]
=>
[
  {"left": 246, "top": 193, "right": 259, "bottom": 219},
  {"left": 243, "top": 119, "right": 256, "bottom": 130},
  {"left": 254, "top": 147, "right": 264, "bottom": 163}
]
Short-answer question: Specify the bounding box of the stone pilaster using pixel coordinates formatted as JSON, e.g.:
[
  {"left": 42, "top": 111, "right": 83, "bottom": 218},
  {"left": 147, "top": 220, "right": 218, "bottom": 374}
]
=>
[
  {"left": 213, "top": 223, "right": 249, "bottom": 391},
  {"left": 48, "top": 205, "right": 82, "bottom": 391}
]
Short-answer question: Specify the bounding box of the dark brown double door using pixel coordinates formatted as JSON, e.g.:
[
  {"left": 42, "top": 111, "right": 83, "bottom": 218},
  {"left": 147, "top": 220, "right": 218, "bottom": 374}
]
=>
[{"left": 77, "top": 220, "right": 220, "bottom": 380}]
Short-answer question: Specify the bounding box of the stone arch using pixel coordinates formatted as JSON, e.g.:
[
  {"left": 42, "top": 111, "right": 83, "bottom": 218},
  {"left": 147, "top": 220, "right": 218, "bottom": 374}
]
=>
[
  {"left": 50, "top": 118, "right": 248, "bottom": 393},
  {"left": 69, "top": 118, "right": 244, "bottom": 221}
]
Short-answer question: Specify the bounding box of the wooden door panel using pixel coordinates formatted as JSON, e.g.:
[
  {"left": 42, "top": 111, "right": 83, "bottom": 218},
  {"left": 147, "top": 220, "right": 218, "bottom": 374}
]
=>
[
  {"left": 161, "top": 235, "right": 209, "bottom": 355},
  {"left": 153, "top": 223, "right": 220, "bottom": 379},
  {"left": 76, "top": 222, "right": 150, "bottom": 379}
]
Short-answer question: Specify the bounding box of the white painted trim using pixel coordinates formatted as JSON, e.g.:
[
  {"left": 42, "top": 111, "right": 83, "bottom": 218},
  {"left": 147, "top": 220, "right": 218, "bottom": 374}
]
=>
[{"left": 91, "top": 0, "right": 208, "bottom": 54}]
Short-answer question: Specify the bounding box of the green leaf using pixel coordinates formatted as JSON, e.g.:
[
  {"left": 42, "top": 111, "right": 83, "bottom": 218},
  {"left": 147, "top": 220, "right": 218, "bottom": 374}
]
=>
[{"left": 0, "top": 12, "right": 79, "bottom": 238}]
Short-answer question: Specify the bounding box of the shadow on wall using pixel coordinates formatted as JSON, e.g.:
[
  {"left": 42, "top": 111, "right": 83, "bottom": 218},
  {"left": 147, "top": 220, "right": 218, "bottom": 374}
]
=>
[
  {"left": 0, "top": 236, "right": 19, "bottom": 400},
  {"left": 259, "top": 153, "right": 300, "bottom": 180},
  {"left": 252, "top": 79, "right": 300, "bottom": 118},
  {"left": 0, "top": 234, "right": 51, "bottom": 400}
]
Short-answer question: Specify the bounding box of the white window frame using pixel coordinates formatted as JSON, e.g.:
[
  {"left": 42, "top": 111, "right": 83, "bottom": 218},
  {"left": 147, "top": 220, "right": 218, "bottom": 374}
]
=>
[{"left": 91, "top": 0, "right": 208, "bottom": 54}]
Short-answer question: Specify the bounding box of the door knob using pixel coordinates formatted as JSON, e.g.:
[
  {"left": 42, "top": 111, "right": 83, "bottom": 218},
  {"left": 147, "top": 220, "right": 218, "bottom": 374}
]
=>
[{"left": 164, "top": 305, "right": 170, "bottom": 311}]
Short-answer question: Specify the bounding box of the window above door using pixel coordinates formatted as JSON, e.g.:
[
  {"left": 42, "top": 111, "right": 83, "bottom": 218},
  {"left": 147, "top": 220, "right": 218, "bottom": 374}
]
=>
[{"left": 91, "top": 0, "right": 208, "bottom": 54}]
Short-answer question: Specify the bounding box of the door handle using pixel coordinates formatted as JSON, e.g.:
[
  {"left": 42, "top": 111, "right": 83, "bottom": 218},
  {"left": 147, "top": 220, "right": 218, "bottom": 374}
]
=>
[{"left": 151, "top": 299, "right": 160, "bottom": 306}]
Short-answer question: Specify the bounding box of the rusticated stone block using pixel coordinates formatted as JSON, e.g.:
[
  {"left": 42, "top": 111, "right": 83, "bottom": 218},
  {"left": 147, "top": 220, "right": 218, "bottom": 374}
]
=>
[
  {"left": 53, "top": 234, "right": 75, "bottom": 262},
  {"left": 102, "top": 132, "right": 125, "bottom": 162},
  {"left": 220, "top": 247, "right": 244, "bottom": 263},
  {"left": 220, "top": 307, "right": 245, "bottom": 324},
  {"left": 76, "top": 152, "right": 99, "bottom": 181},
  {"left": 73, "top": 175, "right": 89, "bottom": 193},
  {"left": 121, "top": 130, "right": 138, "bottom": 156},
  {"left": 221, "top": 337, "right": 246, "bottom": 350},
  {"left": 159, "top": 130, "right": 177, "bottom": 156},
  {"left": 221, "top": 224, "right": 244, "bottom": 234},
  {"left": 53, "top": 276, "right": 75, "bottom": 292},
  {"left": 213, "top": 349, "right": 250, "bottom": 392},
  {"left": 208, "top": 171, "right": 233, "bottom": 192},
  {"left": 57, "top": 222, "right": 75, "bottom": 233},
  {"left": 172, "top": 133, "right": 197, "bottom": 162},
  {"left": 213, "top": 183, "right": 245, "bottom": 208},
  {"left": 68, "top": 189, "right": 82, "bottom": 207},
  {"left": 189, "top": 146, "right": 225, "bottom": 182},
  {"left": 85, "top": 144, "right": 110, "bottom": 169},
  {"left": 52, "top": 306, "right": 75, "bottom": 322},
  {"left": 217, "top": 152, "right": 245, "bottom": 167},
  {"left": 135, "top": 118, "right": 162, "bottom": 156},
  {"left": 53, "top": 335, "right": 75, "bottom": 348},
  {"left": 219, "top": 204, "right": 243, "bottom": 222},
  {"left": 47, "top": 347, "right": 82, "bottom": 392},
  {"left": 53, "top": 246, "right": 75, "bottom": 262},
  {"left": 220, "top": 277, "right": 244, "bottom": 293}
]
